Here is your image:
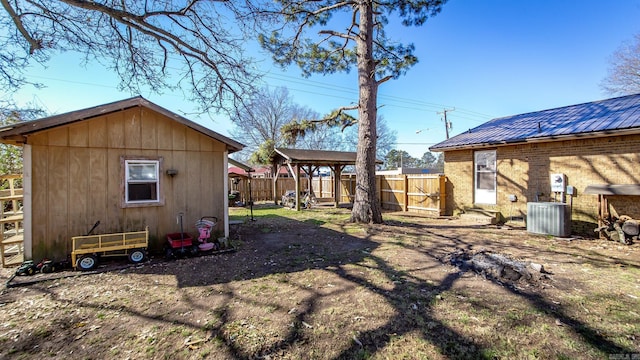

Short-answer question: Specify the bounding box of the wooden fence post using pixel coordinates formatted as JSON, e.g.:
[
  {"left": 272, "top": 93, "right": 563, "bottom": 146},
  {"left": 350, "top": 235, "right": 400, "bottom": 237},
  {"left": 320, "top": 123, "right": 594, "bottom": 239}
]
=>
[
  {"left": 439, "top": 175, "right": 446, "bottom": 216},
  {"left": 403, "top": 174, "right": 409, "bottom": 212}
]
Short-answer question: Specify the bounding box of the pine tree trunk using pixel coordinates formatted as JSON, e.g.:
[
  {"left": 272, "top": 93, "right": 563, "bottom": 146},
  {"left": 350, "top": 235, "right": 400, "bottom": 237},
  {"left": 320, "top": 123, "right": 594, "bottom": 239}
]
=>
[{"left": 350, "top": 3, "right": 383, "bottom": 224}]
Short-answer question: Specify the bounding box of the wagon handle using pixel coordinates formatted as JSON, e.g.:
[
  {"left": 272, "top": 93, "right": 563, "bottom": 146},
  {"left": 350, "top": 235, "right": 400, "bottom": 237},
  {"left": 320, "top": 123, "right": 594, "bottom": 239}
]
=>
[{"left": 86, "top": 221, "right": 100, "bottom": 236}]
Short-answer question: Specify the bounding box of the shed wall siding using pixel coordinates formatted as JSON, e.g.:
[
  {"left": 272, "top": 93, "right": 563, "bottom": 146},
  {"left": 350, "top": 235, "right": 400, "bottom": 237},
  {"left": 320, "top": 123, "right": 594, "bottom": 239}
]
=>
[
  {"left": 443, "top": 134, "right": 640, "bottom": 235},
  {"left": 27, "top": 107, "right": 227, "bottom": 259}
]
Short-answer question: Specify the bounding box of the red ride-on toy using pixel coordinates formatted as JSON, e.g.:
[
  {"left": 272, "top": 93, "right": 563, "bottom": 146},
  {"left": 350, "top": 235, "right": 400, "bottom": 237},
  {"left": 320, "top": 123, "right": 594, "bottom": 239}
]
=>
[
  {"left": 165, "top": 232, "right": 197, "bottom": 258},
  {"left": 165, "top": 212, "right": 198, "bottom": 259},
  {"left": 165, "top": 215, "right": 221, "bottom": 259}
]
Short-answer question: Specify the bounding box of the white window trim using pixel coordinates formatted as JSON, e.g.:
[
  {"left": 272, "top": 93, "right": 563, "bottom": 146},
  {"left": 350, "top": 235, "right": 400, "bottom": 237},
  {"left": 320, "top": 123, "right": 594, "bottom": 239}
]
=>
[{"left": 121, "top": 156, "right": 165, "bottom": 208}]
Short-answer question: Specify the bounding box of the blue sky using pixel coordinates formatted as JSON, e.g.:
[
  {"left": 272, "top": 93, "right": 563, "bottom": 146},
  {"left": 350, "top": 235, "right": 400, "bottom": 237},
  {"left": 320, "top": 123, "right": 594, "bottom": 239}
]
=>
[{"left": 9, "top": 0, "right": 640, "bottom": 158}]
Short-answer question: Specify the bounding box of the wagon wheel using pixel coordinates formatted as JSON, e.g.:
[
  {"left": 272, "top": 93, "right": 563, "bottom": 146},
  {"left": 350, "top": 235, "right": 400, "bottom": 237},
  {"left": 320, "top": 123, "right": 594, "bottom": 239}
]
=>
[
  {"left": 128, "top": 249, "right": 146, "bottom": 264},
  {"left": 76, "top": 255, "right": 98, "bottom": 271}
]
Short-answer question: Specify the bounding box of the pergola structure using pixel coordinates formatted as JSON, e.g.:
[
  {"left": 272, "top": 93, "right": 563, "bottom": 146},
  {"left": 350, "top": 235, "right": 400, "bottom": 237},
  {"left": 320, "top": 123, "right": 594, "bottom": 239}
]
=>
[{"left": 273, "top": 148, "right": 381, "bottom": 211}]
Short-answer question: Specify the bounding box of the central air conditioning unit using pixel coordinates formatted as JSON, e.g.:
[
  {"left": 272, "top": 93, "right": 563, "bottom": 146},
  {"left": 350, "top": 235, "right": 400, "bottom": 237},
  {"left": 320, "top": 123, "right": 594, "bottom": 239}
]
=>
[{"left": 526, "top": 202, "right": 571, "bottom": 237}]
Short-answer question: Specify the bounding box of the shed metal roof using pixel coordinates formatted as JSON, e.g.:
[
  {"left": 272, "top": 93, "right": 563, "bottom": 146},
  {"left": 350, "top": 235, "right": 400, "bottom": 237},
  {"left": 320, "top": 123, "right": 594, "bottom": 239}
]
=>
[
  {"left": 0, "top": 96, "right": 245, "bottom": 153},
  {"left": 429, "top": 93, "right": 640, "bottom": 152}
]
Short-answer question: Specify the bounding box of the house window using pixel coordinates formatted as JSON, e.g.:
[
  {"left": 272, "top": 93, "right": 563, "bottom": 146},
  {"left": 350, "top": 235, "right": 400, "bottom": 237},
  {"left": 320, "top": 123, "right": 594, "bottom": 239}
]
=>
[
  {"left": 125, "top": 159, "right": 160, "bottom": 205},
  {"left": 474, "top": 150, "right": 496, "bottom": 205}
]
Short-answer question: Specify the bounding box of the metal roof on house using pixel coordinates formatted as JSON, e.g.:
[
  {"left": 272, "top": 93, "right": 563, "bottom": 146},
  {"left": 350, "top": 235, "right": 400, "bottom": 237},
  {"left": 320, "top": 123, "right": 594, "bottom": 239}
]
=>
[
  {"left": 429, "top": 93, "right": 640, "bottom": 152},
  {"left": 0, "top": 96, "right": 245, "bottom": 153}
]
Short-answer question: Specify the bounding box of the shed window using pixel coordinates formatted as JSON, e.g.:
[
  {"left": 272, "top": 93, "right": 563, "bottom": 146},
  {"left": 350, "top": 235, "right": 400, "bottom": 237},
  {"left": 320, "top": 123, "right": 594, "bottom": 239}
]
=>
[{"left": 125, "top": 160, "right": 159, "bottom": 204}]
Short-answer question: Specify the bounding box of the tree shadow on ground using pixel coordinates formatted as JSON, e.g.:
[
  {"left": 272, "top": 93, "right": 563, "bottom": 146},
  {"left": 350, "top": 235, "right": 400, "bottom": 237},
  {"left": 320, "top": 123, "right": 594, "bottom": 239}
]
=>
[
  {"left": 384, "top": 218, "right": 640, "bottom": 269},
  {"left": 4, "top": 211, "right": 636, "bottom": 359},
  {"left": 123, "top": 213, "right": 487, "bottom": 358},
  {"left": 380, "top": 219, "right": 635, "bottom": 356},
  {"left": 16, "top": 213, "right": 484, "bottom": 358}
]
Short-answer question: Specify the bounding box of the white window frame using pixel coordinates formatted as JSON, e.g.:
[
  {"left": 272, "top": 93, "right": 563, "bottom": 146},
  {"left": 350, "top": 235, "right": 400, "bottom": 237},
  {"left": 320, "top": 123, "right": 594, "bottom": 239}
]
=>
[
  {"left": 122, "top": 157, "right": 164, "bottom": 207},
  {"left": 474, "top": 150, "right": 497, "bottom": 205}
]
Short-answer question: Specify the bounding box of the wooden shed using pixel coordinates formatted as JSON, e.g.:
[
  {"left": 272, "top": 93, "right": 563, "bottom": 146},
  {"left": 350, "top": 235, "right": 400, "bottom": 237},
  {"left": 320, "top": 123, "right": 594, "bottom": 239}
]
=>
[{"left": 0, "top": 96, "right": 243, "bottom": 261}]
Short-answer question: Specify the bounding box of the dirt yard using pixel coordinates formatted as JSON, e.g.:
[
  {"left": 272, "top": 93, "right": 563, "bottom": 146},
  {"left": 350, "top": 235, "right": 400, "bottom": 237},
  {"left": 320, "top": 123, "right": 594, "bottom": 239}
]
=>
[{"left": 1, "top": 204, "right": 639, "bottom": 359}]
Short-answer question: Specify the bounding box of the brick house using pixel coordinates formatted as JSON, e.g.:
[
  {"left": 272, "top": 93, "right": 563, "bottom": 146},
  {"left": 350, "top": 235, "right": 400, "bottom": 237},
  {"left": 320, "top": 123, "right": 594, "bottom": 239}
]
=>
[{"left": 429, "top": 93, "right": 640, "bottom": 235}]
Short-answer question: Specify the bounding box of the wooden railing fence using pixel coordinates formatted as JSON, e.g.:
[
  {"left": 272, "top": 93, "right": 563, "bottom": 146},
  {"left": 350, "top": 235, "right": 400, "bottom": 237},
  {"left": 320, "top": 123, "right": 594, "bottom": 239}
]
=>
[
  {"left": 1, "top": 174, "right": 24, "bottom": 267},
  {"left": 230, "top": 174, "right": 446, "bottom": 215}
]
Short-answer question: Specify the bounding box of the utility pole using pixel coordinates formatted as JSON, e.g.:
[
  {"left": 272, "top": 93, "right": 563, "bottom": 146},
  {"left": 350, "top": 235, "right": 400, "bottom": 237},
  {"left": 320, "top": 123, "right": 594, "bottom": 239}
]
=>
[{"left": 438, "top": 108, "right": 454, "bottom": 139}]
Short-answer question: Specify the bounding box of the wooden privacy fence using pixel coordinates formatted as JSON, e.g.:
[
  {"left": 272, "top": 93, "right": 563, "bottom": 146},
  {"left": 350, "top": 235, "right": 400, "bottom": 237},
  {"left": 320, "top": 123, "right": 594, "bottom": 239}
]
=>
[
  {"left": 231, "top": 174, "right": 446, "bottom": 215},
  {"left": 379, "top": 174, "right": 446, "bottom": 214},
  {"left": 230, "top": 177, "right": 310, "bottom": 203}
]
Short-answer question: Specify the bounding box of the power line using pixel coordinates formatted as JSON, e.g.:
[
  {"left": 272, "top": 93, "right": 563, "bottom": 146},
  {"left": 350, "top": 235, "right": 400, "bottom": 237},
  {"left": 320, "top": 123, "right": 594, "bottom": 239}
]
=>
[
  {"left": 394, "top": 142, "right": 437, "bottom": 145},
  {"left": 25, "top": 75, "right": 121, "bottom": 89},
  {"left": 261, "top": 72, "right": 494, "bottom": 121},
  {"left": 13, "top": 39, "right": 495, "bottom": 123},
  {"left": 24, "top": 65, "right": 493, "bottom": 124},
  {"left": 264, "top": 71, "right": 494, "bottom": 117}
]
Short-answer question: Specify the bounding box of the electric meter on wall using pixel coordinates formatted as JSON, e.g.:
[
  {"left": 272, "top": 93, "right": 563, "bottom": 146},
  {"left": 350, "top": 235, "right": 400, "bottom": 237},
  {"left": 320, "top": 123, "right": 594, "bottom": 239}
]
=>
[{"left": 550, "top": 173, "right": 566, "bottom": 193}]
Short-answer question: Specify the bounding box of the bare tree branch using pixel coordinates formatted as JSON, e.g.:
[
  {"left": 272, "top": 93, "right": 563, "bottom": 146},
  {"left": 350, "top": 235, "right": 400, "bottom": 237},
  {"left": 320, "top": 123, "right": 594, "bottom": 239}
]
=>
[
  {"left": 602, "top": 33, "right": 640, "bottom": 96},
  {"left": 0, "top": 0, "right": 259, "bottom": 113},
  {"left": 1, "top": 0, "right": 42, "bottom": 53}
]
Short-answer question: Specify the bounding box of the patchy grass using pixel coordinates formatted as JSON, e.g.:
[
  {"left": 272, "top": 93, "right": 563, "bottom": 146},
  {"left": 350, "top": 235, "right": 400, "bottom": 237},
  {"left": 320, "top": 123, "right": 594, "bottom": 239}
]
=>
[{"left": 1, "top": 203, "right": 639, "bottom": 359}]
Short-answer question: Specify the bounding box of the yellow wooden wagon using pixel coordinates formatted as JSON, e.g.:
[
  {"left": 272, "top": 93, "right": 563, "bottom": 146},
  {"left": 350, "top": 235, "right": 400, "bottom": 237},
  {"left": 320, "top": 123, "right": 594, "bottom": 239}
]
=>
[{"left": 71, "top": 227, "right": 149, "bottom": 271}]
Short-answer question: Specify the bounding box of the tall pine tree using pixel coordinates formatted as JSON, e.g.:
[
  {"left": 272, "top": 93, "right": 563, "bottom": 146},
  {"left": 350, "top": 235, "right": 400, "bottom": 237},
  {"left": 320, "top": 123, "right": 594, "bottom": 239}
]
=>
[{"left": 253, "top": 1, "right": 447, "bottom": 223}]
